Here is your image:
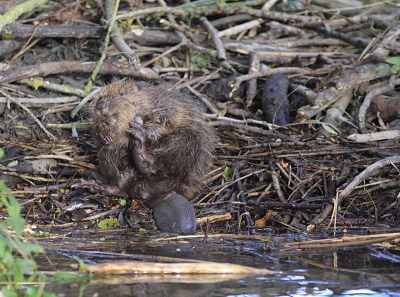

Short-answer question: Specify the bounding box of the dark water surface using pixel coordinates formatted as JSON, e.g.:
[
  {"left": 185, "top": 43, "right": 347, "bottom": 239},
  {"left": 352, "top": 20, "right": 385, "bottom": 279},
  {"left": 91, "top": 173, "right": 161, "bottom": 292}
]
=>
[{"left": 31, "top": 231, "right": 400, "bottom": 297}]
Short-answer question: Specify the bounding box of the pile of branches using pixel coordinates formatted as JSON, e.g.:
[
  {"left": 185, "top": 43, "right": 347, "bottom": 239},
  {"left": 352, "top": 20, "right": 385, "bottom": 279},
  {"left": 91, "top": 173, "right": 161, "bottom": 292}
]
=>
[{"left": 1, "top": 0, "right": 400, "bottom": 234}]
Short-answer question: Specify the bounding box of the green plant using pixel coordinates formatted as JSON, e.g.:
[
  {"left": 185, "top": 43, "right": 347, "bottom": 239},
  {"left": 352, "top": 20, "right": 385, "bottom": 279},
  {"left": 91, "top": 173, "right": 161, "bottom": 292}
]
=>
[
  {"left": 191, "top": 51, "right": 212, "bottom": 73},
  {"left": 376, "top": 57, "right": 400, "bottom": 74},
  {"left": 0, "top": 149, "right": 52, "bottom": 296}
]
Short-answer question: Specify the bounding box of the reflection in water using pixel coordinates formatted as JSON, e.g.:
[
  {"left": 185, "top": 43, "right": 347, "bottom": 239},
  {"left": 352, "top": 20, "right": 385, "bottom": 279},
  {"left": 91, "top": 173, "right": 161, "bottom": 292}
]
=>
[
  {"left": 31, "top": 235, "right": 400, "bottom": 297},
  {"left": 41, "top": 274, "right": 400, "bottom": 297}
]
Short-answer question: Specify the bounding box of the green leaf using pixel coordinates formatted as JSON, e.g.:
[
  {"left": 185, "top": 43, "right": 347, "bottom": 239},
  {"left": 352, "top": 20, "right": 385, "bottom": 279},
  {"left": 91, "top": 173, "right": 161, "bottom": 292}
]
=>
[
  {"left": 25, "top": 287, "right": 38, "bottom": 297},
  {"left": 42, "top": 290, "right": 59, "bottom": 297},
  {"left": 1, "top": 288, "right": 18, "bottom": 297},
  {"left": 391, "top": 64, "right": 400, "bottom": 73},
  {"left": 0, "top": 237, "right": 6, "bottom": 258},
  {"left": 7, "top": 160, "right": 18, "bottom": 167},
  {"left": 375, "top": 66, "right": 391, "bottom": 72},
  {"left": 12, "top": 261, "right": 24, "bottom": 283},
  {"left": 118, "top": 21, "right": 127, "bottom": 28},
  {"left": 9, "top": 216, "right": 26, "bottom": 236},
  {"left": 84, "top": 81, "right": 92, "bottom": 93},
  {"left": 321, "top": 123, "right": 337, "bottom": 135},
  {"left": 0, "top": 274, "right": 10, "bottom": 283},
  {"left": 224, "top": 166, "right": 232, "bottom": 181},
  {"left": 72, "top": 256, "right": 92, "bottom": 276},
  {"left": 26, "top": 287, "right": 58, "bottom": 297},
  {"left": 0, "top": 149, "right": 4, "bottom": 158},
  {"left": 386, "top": 57, "right": 400, "bottom": 65},
  {"left": 2, "top": 250, "right": 14, "bottom": 267},
  {"left": 201, "top": 67, "right": 210, "bottom": 74},
  {"left": 14, "top": 258, "right": 37, "bottom": 278},
  {"left": 20, "top": 243, "right": 44, "bottom": 255},
  {"left": 3, "top": 193, "right": 22, "bottom": 218},
  {"left": 191, "top": 52, "right": 211, "bottom": 68},
  {"left": 98, "top": 218, "right": 119, "bottom": 229},
  {"left": 53, "top": 271, "right": 80, "bottom": 282}
]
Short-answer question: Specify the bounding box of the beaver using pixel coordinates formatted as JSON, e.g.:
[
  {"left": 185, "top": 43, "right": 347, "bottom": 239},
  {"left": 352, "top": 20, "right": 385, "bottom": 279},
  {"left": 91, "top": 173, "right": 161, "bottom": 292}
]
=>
[{"left": 77, "top": 80, "right": 214, "bottom": 234}]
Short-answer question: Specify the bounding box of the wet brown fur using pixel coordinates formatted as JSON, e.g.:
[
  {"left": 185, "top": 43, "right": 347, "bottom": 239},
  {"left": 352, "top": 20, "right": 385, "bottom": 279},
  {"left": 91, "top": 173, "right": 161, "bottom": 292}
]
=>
[{"left": 92, "top": 80, "right": 214, "bottom": 207}]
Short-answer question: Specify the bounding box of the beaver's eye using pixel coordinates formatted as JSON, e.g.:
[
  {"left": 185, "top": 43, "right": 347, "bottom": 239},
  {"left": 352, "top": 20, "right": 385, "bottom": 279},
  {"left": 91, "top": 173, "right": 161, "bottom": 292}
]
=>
[{"left": 120, "top": 92, "right": 124, "bottom": 96}]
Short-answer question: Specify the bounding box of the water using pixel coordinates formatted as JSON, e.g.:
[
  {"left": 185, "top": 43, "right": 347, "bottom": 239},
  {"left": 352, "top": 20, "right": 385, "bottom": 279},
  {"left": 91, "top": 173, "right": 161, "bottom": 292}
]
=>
[{"left": 27, "top": 232, "right": 400, "bottom": 296}]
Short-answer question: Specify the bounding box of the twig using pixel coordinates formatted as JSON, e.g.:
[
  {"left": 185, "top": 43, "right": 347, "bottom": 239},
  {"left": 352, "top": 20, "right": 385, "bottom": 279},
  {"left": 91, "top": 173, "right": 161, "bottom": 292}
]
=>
[
  {"left": 142, "top": 42, "right": 186, "bottom": 67},
  {"left": 0, "top": 96, "right": 79, "bottom": 104},
  {"left": 46, "top": 122, "right": 93, "bottom": 130},
  {"left": 0, "top": 25, "right": 40, "bottom": 73},
  {"left": 229, "top": 67, "right": 307, "bottom": 94},
  {"left": 196, "top": 213, "right": 231, "bottom": 224},
  {"left": 160, "top": 19, "right": 198, "bottom": 44},
  {"left": 204, "top": 114, "right": 275, "bottom": 130},
  {"left": 157, "top": 0, "right": 186, "bottom": 41},
  {"left": 209, "top": 121, "right": 273, "bottom": 136},
  {"left": 215, "top": 101, "right": 255, "bottom": 119},
  {"left": 0, "top": 61, "right": 158, "bottom": 85},
  {"left": 200, "top": 17, "right": 226, "bottom": 60},
  {"left": 85, "top": 0, "right": 120, "bottom": 92},
  {"left": 245, "top": 52, "right": 260, "bottom": 107},
  {"left": 0, "top": 0, "right": 48, "bottom": 32},
  {"left": 218, "top": 19, "right": 264, "bottom": 38},
  {"left": 104, "top": 0, "right": 140, "bottom": 69},
  {"left": 116, "top": 6, "right": 185, "bottom": 21},
  {"left": 322, "top": 91, "right": 353, "bottom": 136},
  {"left": 19, "top": 78, "right": 87, "bottom": 97},
  {"left": 297, "top": 63, "right": 391, "bottom": 120},
  {"left": 0, "top": 88, "right": 56, "bottom": 140},
  {"left": 358, "top": 75, "right": 397, "bottom": 131},
  {"left": 70, "top": 87, "right": 101, "bottom": 118},
  {"left": 269, "top": 161, "right": 287, "bottom": 204},
  {"left": 261, "top": 0, "right": 279, "bottom": 10},
  {"left": 232, "top": 162, "right": 252, "bottom": 235},
  {"left": 211, "top": 14, "right": 254, "bottom": 28},
  {"left": 186, "top": 41, "right": 218, "bottom": 58},
  {"left": 2, "top": 24, "right": 105, "bottom": 38},
  {"left": 348, "top": 131, "right": 400, "bottom": 143},
  {"left": 285, "top": 233, "right": 400, "bottom": 250},
  {"left": 176, "top": 68, "right": 221, "bottom": 90},
  {"left": 308, "top": 156, "right": 400, "bottom": 231},
  {"left": 186, "top": 86, "right": 219, "bottom": 115}
]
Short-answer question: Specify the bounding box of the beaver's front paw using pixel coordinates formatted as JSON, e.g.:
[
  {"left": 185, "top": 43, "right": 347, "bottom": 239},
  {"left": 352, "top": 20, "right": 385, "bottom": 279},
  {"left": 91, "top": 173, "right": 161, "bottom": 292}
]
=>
[
  {"left": 127, "top": 116, "right": 153, "bottom": 175},
  {"left": 152, "top": 192, "right": 196, "bottom": 235},
  {"left": 71, "top": 179, "right": 128, "bottom": 198}
]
